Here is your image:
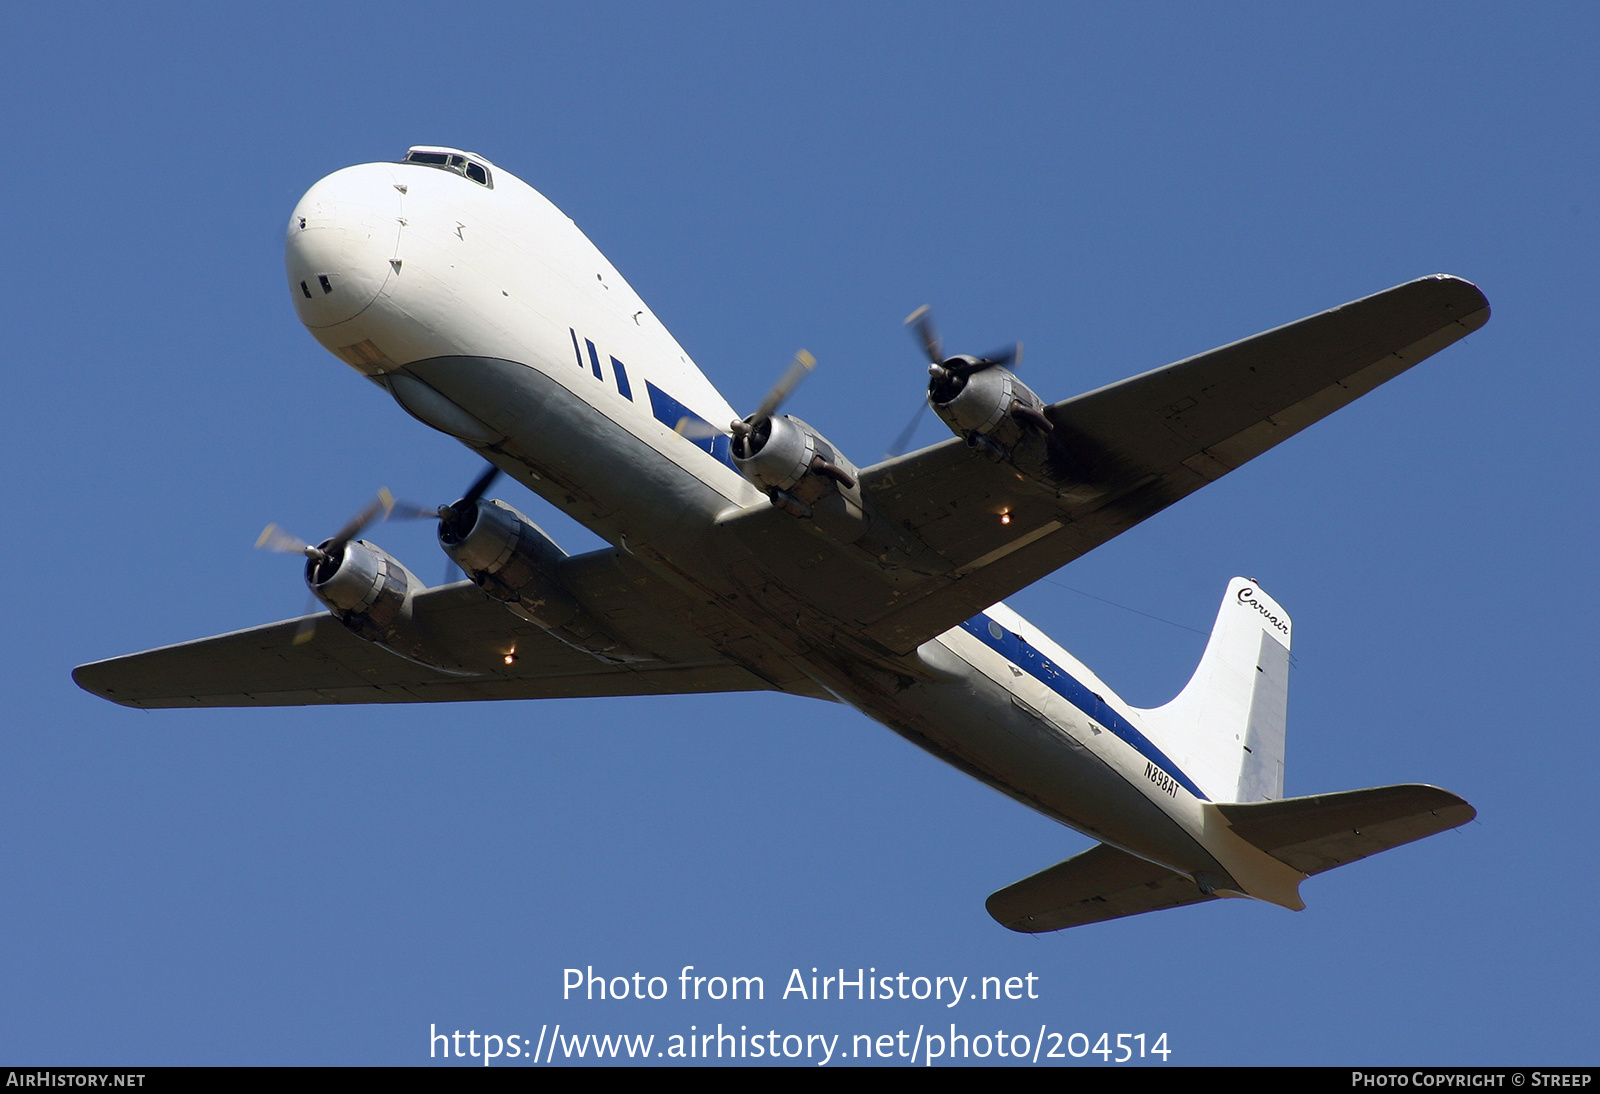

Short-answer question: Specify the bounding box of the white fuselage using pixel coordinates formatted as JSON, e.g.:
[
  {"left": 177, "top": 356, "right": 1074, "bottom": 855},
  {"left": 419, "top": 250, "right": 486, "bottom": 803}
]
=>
[{"left": 285, "top": 153, "right": 1303, "bottom": 908}]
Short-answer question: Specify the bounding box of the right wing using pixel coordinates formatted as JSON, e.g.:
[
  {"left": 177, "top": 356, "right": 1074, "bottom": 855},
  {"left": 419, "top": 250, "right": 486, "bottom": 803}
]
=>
[{"left": 74, "top": 550, "right": 828, "bottom": 708}]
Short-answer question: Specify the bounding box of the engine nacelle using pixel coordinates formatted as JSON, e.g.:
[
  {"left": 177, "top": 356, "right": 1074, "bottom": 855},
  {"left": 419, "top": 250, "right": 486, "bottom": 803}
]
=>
[
  {"left": 731, "top": 414, "right": 864, "bottom": 535},
  {"left": 929, "top": 363, "right": 1052, "bottom": 460},
  {"left": 305, "top": 539, "right": 467, "bottom": 672},
  {"left": 438, "top": 498, "right": 648, "bottom": 662}
]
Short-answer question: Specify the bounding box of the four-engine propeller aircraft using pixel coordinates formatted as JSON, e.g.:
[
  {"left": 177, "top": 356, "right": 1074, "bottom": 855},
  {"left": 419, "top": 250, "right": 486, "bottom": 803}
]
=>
[{"left": 73, "top": 147, "right": 1489, "bottom": 931}]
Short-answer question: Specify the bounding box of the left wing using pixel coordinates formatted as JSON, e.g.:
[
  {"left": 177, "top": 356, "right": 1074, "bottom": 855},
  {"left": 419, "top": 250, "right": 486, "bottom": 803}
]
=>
[
  {"left": 75, "top": 552, "right": 828, "bottom": 708},
  {"left": 716, "top": 276, "right": 1487, "bottom": 655},
  {"left": 853, "top": 274, "right": 1489, "bottom": 652}
]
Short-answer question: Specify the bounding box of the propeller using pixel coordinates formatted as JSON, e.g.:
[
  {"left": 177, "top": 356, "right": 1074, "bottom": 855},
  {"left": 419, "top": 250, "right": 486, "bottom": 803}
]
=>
[
  {"left": 255, "top": 488, "right": 398, "bottom": 565},
  {"left": 736, "top": 349, "right": 815, "bottom": 437},
  {"left": 427, "top": 463, "right": 502, "bottom": 585},
  {"left": 256, "top": 465, "right": 509, "bottom": 641},
  {"left": 255, "top": 488, "right": 402, "bottom": 643},
  {"left": 905, "top": 305, "right": 944, "bottom": 371},
  {"left": 674, "top": 350, "right": 816, "bottom": 444},
  {"left": 886, "top": 307, "right": 1023, "bottom": 458},
  {"left": 435, "top": 463, "right": 501, "bottom": 542},
  {"left": 885, "top": 400, "right": 930, "bottom": 460},
  {"left": 906, "top": 304, "right": 1022, "bottom": 380}
]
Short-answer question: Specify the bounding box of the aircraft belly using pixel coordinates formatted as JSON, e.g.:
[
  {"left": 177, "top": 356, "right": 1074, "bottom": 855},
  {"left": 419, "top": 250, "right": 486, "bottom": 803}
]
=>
[
  {"left": 403, "top": 355, "right": 741, "bottom": 546},
  {"left": 387, "top": 354, "right": 1222, "bottom": 885},
  {"left": 382, "top": 354, "right": 1211, "bottom": 882},
  {"left": 374, "top": 355, "right": 830, "bottom": 693}
]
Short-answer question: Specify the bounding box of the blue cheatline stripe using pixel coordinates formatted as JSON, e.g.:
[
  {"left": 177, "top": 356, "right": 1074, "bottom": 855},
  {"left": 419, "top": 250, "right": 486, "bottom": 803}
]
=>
[
  {"left": 644, "top": 381, "right": 737, "bottom": 471},
  {"left": 569, "top": 328, "right": 584, "bottom": 371},
  {"left": 585, "top": 339, "right": 604, "bottom": 381},
  {"left": 960, "top": 615, "right": 1210, "bottom": 801},
  {"left": 610, "top": 357, "right": 633, "bottom": 401}
]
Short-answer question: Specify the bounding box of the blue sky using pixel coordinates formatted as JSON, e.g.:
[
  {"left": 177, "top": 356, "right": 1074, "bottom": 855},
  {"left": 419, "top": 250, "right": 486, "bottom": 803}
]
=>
[{"left": 3, "top": 3, "right": 1595, "bottom": 1066}]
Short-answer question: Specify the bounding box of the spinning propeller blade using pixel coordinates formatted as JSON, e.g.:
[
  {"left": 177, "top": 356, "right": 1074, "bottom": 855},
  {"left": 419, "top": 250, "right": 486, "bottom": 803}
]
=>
[{"left": 750, "top": 349, "right": 816, "bottom": 425}]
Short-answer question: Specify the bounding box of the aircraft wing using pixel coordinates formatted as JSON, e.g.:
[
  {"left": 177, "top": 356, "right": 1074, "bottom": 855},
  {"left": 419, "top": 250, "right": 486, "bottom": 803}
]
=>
[
  {"left": 986, "top": 842, "right": 1214, "bottom": 932},
  {"left": 851, "top": 275, "right": 1489, "bottom": 653},
  {"left": 75, "top": 552, "right": 823, "bottom": 709}
]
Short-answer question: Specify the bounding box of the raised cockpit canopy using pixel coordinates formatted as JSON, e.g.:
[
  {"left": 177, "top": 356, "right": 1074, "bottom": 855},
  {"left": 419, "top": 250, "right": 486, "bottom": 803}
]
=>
[{"left": 401, "top": 146, "right": 492, "bottom": 188}]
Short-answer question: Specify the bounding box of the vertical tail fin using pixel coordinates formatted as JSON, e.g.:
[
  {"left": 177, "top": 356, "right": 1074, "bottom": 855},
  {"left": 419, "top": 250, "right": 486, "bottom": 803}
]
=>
[{"left": 1137, "top": 578, "right": 1291, "bottom": 803}]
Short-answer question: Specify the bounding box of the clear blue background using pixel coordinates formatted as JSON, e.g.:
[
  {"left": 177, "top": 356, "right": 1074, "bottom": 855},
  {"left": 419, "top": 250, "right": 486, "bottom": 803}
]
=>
[{"left": 2, "top": 2, "right": 1594, "bottom": 1066}]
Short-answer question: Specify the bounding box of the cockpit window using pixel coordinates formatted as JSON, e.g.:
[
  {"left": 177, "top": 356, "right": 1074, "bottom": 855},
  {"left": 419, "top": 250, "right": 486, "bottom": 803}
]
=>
[{"left": 401, "top": 149, "right": 493, "bottom": 188}]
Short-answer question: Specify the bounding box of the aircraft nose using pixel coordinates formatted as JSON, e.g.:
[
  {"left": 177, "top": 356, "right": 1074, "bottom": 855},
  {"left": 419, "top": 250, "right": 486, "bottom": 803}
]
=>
[{"left": 286, "top": 163, "right": 402, "bottom": 329}]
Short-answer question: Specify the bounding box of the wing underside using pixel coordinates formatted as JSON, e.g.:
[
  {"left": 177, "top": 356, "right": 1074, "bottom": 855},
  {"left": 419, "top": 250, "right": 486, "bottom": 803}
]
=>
[
  {"left": 863, "top": 275, "right": 1490, "bottom": 651},
  {"left": 75, "top": 554, "right": 825, "bottom": 708},
  {"left": 80, "top": 277, "right": 1489, "bottom": 706},
  {"left": 720, "top": 275, "right": 1489, "bottom": 655}
]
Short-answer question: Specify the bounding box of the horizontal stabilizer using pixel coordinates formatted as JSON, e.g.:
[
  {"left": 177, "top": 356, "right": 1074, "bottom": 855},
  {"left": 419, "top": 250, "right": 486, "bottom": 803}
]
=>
[
  {"left": 1216, "top": 783, "right": 1475, "bottom": 876},
  {"left": 987, "top": 843, "right": 1213, "bottom": 933}
]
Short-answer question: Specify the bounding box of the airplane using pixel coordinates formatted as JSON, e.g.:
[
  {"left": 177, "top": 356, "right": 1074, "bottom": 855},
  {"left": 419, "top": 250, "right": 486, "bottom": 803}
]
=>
[{"left": 73, "top": 145, "right": 1489, "bottom": 932}]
